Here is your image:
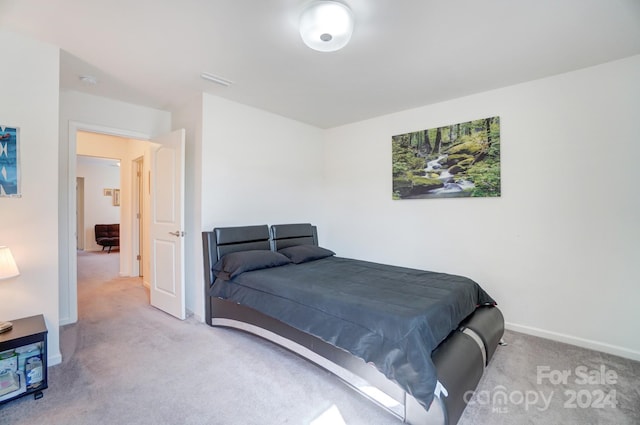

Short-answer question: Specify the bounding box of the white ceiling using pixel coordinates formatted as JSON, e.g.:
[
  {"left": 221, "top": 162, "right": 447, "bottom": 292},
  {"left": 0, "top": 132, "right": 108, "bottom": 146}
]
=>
[{"left": 1, "top": 0, "right": 639, "bottom": 128}]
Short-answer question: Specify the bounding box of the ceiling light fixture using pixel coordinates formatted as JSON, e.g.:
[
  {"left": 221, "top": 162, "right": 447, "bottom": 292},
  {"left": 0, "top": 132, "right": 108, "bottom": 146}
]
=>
[
  {"left": 200, "top": 72, "right": 233, "bottom": 87},
  {"left": 300, "top": 1, "right": 354, "bottom": 52}
]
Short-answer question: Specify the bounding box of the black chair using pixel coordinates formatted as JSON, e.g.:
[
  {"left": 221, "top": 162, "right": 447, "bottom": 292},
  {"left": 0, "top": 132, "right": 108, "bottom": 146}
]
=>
[{"left": 95, "top": 224, "right": 119, "bottom": 253}]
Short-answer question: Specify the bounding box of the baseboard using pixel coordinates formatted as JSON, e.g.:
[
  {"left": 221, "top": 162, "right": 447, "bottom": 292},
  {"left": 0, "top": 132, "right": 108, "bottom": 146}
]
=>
[
  {"left": 142, "top": 280, "right": 150, "bottom": 289},
  {"left": 505, "top": 322, "right": 640, "bottom": 362},
  {"left": 187, "top": 309, "right": 203, "bottom": 323},
  {"left": 48, "top": 351, "right": 62, "bottom": 367},
  {"left": 59, "top": 317, "right": 74, "bottom": 326}
]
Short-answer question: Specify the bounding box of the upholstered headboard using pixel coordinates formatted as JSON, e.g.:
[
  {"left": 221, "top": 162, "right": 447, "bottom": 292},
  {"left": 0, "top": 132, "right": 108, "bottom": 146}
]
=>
[
  {"left": 269, "top": 223, "right": 318, "bottom": 250},
  {"left": 202, "top": 223, "right": 319, "bottom": 324},
  {"left": 202, "top": 225, "right": 270, "bottom": 282},
  {"left": 203, "top": 224, "right": 319, "bottom": 283},
  {"left": 202, "top": 224, "right": 272, "bottom": 325}
]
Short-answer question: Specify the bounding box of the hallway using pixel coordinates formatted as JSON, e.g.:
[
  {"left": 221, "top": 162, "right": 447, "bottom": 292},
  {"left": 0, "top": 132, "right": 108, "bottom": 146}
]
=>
[{"left": 76, "top": 250, "right": 147, "bottom": 322}]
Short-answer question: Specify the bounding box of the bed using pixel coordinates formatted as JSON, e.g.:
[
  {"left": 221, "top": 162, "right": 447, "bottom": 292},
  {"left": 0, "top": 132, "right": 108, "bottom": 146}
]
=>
[{"left": 202, "top": 223, "right": 504, "bottom": 425}]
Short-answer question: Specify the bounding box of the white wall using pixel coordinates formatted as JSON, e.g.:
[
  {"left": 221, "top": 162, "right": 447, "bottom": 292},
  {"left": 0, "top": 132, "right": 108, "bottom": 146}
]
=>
[
  {"left": 59, "top": 91, "right": 171, "bottom": 325},
  {"left": 322, "top": 55, "right": 640, "bottom": 360},
  {"left": 194, "top": 94, "right": 325, "bottom": 320},
  {"left": 0, "top": 30, "right": 61, "bottom": 365},
  {"left": 200, "top": 94, "right": 325, "bottom": 227},
  {"left": 76, "top": 157, "right": 121, "bottom": 251}
]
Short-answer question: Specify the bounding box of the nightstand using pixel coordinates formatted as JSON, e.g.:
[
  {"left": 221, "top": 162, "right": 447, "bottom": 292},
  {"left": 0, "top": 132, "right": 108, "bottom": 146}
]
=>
[{"left": 0, "top": 315, "right": 48, "bottom": 404}]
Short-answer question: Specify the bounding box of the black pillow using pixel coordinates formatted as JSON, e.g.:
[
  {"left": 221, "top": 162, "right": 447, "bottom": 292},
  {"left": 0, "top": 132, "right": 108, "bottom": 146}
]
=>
[
  {"left": 213, "top": 250, "right": 291, "bottom": 280},
  {"left": 278, "top": 245, "right": 335, "bottom": 264}
]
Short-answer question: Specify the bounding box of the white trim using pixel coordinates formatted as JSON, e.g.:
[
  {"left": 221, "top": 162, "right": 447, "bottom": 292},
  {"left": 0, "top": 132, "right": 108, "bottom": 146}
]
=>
[
  {"left": 505, "top": 322, "right": 640, "bottom": 362},
  {"left": 59, "top": 318, "right": 75, "bottom": 327},
  {"left": 65, "top": 121, "right": 151, "bottom": 325},
  {"left": 48, "top": 353, "right": 62, "bottom": 367},
  {"left": 70, "top": 121, "right": 150, "bottom": 141}
]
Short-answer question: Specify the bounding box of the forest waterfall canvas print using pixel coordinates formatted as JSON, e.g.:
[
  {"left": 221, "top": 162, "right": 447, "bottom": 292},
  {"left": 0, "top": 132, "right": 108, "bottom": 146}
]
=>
[{"left": 392, "top": 116, "right": 500, "bottom": 199}]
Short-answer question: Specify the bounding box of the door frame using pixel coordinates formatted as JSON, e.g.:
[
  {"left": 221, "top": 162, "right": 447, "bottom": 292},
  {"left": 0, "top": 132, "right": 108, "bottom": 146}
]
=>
[
  {"left": 132, "top": 156, "right": 144, "bottom": 278},
  {"left": 65, "top": 121, "right": 150, "bottom": 325},
  {"left": 76, "top": 177, "right": 85, "bottom": 251}
]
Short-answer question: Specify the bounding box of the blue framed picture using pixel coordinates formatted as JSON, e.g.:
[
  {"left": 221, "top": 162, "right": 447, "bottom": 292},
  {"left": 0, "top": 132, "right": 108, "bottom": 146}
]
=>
[{"left": 0, "top": 125, "right": 20, "bottom": 197}]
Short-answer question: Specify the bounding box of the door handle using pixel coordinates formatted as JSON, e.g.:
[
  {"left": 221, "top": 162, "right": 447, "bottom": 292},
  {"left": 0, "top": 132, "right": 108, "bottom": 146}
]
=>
[{"left": 168, "top": 231, "right": 184, "bottom": 237}]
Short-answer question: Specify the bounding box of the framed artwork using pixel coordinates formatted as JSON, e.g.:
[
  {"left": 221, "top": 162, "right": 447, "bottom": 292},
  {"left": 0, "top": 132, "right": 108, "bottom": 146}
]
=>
[
  {"left": 112, "top": 189, "right": 120, "bottom": 206},
  {"left": 0, "top": 125, "right": 20, "bottom": 197},
  {"left": 392, "top": 116, "right": 500, "bottom": 199},
  {"left": 104, "top": 188, "right": 113, "bottom": 196}
]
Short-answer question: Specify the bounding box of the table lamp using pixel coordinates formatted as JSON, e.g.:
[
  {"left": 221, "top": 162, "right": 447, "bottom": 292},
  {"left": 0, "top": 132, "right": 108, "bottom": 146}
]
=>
[{"left": 0, "top": 246, "right": 20, "bottom": 333}]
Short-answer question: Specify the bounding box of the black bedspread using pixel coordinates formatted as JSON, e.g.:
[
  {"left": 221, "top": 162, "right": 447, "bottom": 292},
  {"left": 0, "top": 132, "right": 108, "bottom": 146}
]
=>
[{"left": 209, "top": 256, "right": 495, "bottom": 409}]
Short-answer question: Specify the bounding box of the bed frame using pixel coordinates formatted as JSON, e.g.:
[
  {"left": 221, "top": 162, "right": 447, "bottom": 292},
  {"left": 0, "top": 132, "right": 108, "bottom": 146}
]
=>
[{"left": 202, "top": 224, "right": 504, "bottom": 425}]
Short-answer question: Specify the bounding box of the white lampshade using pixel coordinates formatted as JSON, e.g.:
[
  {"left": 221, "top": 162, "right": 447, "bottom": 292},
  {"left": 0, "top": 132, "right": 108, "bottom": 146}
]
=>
[
  {"left": 0, "top": 246, "right": 20, "bottom": 280},
  {"left": 300, "top": 1, "right": 354, "bottom": 52}
]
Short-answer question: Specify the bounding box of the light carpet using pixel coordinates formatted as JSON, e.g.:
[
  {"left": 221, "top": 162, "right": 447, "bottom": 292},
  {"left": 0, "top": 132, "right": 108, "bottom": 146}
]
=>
[{"left": 0, "top": 251, "right": 638, "bottom": 424}]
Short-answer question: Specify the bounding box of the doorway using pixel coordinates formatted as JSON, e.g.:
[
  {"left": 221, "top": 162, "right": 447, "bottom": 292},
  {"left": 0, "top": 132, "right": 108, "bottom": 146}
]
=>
[
  {"left": 63, "top": 122, "right": 153, "bottom": 325},
  {"left": 63, "top": 122, "right": 186, "bottom": 326}
]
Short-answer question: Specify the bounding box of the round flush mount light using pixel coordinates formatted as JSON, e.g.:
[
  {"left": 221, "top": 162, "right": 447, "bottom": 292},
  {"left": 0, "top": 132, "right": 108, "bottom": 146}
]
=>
[{"left": 300, "top": 1, "right": 354, "bottom": 52}]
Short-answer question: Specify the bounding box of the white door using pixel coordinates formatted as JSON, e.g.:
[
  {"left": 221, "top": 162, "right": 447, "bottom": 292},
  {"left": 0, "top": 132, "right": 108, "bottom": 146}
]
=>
[{"left": 149, "top": 129, "right": 186, "bottom": 319}]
